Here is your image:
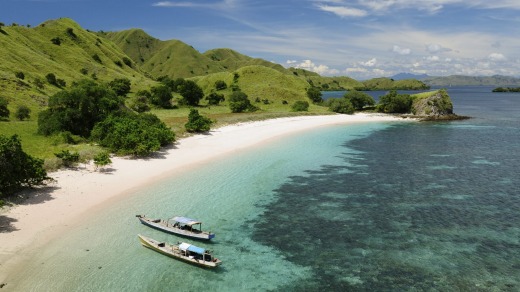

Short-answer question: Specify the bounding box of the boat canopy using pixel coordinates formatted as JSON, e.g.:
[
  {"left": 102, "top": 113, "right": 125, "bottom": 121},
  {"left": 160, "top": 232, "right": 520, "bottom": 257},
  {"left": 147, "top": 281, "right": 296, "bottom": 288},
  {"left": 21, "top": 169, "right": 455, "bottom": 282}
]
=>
[
  {"left": 171, "top": 216, "right": 201, "bottom": 226},
  {"left": 178, "top": 242, "right": 206, "bottom": 255}
]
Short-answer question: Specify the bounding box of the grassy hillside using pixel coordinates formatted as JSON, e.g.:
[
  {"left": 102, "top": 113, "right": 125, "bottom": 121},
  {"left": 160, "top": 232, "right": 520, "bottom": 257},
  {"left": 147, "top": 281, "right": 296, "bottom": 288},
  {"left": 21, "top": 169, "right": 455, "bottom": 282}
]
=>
[
  {"left": 0, "top": 18, "right": 156, "bottom": 159},
  {"left": 203, "top": 48, "right": 287, "bottom": 73},
  {"left": 105, "top": 29, "right": 227, "bottom": 79},
  {"left": 192, "top": 65, "right": 313, "bottom": 109},
  {"left": 360, "top": 77, "right": 429, "bottom": 90}
]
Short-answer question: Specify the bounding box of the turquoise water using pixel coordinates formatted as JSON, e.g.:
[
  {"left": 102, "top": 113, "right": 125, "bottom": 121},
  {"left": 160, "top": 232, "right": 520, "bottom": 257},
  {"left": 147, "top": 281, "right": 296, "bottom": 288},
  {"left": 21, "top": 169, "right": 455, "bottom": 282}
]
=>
[{"left": 7, "top": 86, "right": 520, "bottom": 291}]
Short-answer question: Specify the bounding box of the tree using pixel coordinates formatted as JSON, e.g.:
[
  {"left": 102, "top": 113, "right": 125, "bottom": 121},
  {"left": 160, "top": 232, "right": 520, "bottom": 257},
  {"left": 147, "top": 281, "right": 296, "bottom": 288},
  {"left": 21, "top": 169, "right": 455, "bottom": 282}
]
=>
[
  {"left": 185, "top": 109, "right": 213, "bottom": 133},
  {"left": 91, "top": 112, "right": 175, "bottom": 157},
  {"left": 205, "top": 92, "right": 225, "bottom": 106},
  {"left": 38, "top": 79, "right": 123, "bottom": 137},
  {"left": 108, "top": 78, "right": 131, "bottom": 97},
  {"left": 0, "top": 135, "right": 50, "bottom": 198},
  {"left": 150, "top": 85, "right": 173, "bottom": 108},
  {"left": 377, "top": 90, "right": 413, "bottom": 113},
  {"left": 15, "top": 105, "right": 31, "bottom": 121},
  {"left": 0, "top": 97, "right": 9, "bottom": 120},
  {"left": 178, "top": 80, "right": 204, "bottom": 106},
  {"left": 291, "top": 101, "right": 309, "bottom": 112},
  {"left": 229, "top": 91, "right": 257, "bottom": 113},
  {"left": 343, "top": 91, "right": 375, "bottom": 110},
  {"left": 307, "top": 87, "right": 323, "bottom": 104},
  {"left": 51, "top": 37, "right": 61, "bottom": 45},
  {"left": 214, "top": 80, "right": 227, "bottom": 91},
  {"left": 326, "top": 98, "right": 355, "bottom": 114},
  {"left": 93, "top": 151, "right": 111, "bottom": 171}
]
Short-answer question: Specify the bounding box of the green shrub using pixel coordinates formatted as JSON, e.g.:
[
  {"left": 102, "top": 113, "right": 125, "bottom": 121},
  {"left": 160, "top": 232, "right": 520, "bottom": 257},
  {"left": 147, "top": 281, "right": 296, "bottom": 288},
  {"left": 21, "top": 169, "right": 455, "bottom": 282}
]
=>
[
  {"left": 307, "top": 87, "right": 323, "bottom": 104},
  {"left": 229, "top": 91, "right": 257, "bottom": 113},
  {"left": 0, "top": 135, "right": 50, "bottom": 197},
  {"left": 91, "top": 112, "right": 175, "bottom": 157},
  {"left": 326, "top": 98, "right": 355, "bottom": 114},
  {"left": 214, "top": 80, "right": 227, "bottom": 91},
  {"left": 291, "top": 101, "right": 309, "bottom": 112},
  {"left": 15, "top": 105, "right": 31, "bottom": 121},
  {"left": 0, "top": 97, "right": 9, "bottom": 120},
  {"left": 185, "top": 109, "right": 213, "bottom": 133},
  {"left": 15, "top": 71, "right": 25, "bottom": 80},
  {"left": 92, "top": 54, "right": 102, "bottom": 64},
  {"left": 54, "top": 150, "right": 80, "bottom": 167},
  {"left": 205, "top": 92, "right": 225, "bottom": 106}
]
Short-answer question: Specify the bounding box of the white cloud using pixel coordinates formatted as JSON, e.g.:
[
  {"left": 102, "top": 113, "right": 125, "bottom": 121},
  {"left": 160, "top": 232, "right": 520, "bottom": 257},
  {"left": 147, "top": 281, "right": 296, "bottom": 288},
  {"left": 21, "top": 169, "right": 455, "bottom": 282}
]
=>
[
  {"left": 426, "top": 55, "right": 440, "bottom": 61},
  {"left": 293, "top": 59, "right": 340, "bottom": 75},
  {"left": 392, "top": 45, "right": 411, "bottom": 55},
  {"left": 488, "top": 53, "right": 507, "bottom": 61},
  {"left": 427, "top": 43, "right": 451, "bottom": 53},
  {"left": 361, "top": 58, "right": 377, "bottom": 67},
  {"left": 316, "top": 4, "right": 368, "bottom": 17},
  {"left": 286, "top": 60, "right": 298, "bottom": 64}
]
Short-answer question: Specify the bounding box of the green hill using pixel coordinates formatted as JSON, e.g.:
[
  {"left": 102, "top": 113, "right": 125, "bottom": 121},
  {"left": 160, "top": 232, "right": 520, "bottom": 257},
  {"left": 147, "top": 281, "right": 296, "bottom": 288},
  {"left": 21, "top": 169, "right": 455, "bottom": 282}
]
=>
[
  {"left": 360, "top": 77, "right": 429, "bottom": 90},
  {"left": 203, "top": 48, "right": 287, "bottom": 73},
  {"left": 423, "top": 75, "right": 520, "bottom": 86},
  {"left": 105, "top": 29, "right": 228, "bottom": 79},
  {"left": 192, "top": 65, "right": 311, "bottom": 108},
  {"left": 0, "top": 19, "right": 154, "bottom": 105}
]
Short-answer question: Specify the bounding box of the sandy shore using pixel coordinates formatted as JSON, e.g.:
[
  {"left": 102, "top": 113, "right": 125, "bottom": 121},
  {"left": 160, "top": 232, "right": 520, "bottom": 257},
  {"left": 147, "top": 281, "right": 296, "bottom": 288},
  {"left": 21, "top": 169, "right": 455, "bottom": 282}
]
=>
[{"left": 0, "top": 113, "right": 407, "bottom": 281}]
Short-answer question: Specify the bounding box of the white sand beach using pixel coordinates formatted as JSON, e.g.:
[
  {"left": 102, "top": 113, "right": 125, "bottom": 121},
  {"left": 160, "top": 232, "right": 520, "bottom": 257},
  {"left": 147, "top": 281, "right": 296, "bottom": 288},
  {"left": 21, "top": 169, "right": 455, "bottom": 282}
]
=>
[{"left": 0, "top": 113, "right": 408, "bottom": 282}]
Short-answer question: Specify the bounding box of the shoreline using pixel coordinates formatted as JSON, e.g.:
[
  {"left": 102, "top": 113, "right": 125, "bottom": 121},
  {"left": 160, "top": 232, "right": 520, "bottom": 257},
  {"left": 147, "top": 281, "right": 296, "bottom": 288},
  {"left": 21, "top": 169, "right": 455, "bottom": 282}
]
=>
[{"left": 0, "top": 113, "right": 410, "bottom": 283}]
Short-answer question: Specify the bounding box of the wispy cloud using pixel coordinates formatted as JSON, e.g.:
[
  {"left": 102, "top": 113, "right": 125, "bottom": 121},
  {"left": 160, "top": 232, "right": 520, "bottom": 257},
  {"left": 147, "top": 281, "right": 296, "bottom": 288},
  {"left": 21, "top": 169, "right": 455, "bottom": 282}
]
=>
[
  {"left": 315, "top": 4, "right": 368, "bottom": 17},
  {"left": 153, "top": 0, "right": 239, "bottom": 10}
]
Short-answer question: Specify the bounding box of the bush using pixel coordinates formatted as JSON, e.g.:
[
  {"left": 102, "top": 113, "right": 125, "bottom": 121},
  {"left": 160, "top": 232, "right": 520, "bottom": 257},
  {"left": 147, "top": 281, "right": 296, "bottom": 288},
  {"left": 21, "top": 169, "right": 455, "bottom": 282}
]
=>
[
  {"left": 178, "top": 80, "right": 204, "bottom": 106},
  {"left": 291, "top": 101, "right": 309, "bottom": 112},
  {"left": 150, "top": 85, "right": 172, "bottom": 108},
  {"left": 0, "top": 135, "right": 50, "bottom": 197},
  {"left": 91, "top": 112, "right": 175, "bottom": 157},
  {"left": 93, "top": 151, "right": 111, "bottom": 170},
  {"left": 205, "top": 92, "right": 225, "bottom": 106},
  {"left": 92, "top": 54, "right": 102, "bottom": 64},
  {"left": 0, "top": 97, "right": 9, "bottom": 120},
  {"left": 129, "top": 90, "right": 151, "bottom": 113},
  {"left": 307, "top": 87, "right": 323, "bottom": 104},
  {"left": 66, "top": 27, "right": 77, "bottom": 39},
  {"left": 46, "top": 73, "right": 57, "bottom": 86},
  {"left": 185, "top": 109, "right": 213, "bottom": 133},
  {"left": 54, "top": 150, "right": 80, "bottom": 168},
  {"left": 326, "top": 98, "right": 355, "bottom": 114},
  {"left": 51, "top": 37, "right": 61, "bottom": 45},
  {"left": 214, "top": 80, "right": 227, "bottom": 91},
  {"left": 228, "top": 91, "right": 257, "bottom": 113},
  {"left": 15, "top": 105, "right": 31, "bottom": 120},
  {"left": 108, "top": 78, "right": 131, "bottom": 97},
  {"left": 343, "top": 91, "right": 375, "bottom": 110},
  {"left": 377, "top": 90, "right": 412, "bottom": 113},
  {"left": 122, "top": 57, "right": 132, "bottom": 67},
  {"left": 80, "top": 68, "right": 88, "bottom": 75},
  {"left": 38, "top": 79, "right": 123, "bottom": 137},
  {"left": 15, "top": 71, "right": 25, "bottom": 80}
]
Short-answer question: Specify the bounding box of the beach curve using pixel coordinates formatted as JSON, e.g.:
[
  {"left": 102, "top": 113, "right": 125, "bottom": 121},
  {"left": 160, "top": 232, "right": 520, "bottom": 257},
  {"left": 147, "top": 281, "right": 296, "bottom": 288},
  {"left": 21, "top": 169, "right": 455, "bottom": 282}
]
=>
[{"left": 0, "top": 113, "right": 409, "bottom": 283}]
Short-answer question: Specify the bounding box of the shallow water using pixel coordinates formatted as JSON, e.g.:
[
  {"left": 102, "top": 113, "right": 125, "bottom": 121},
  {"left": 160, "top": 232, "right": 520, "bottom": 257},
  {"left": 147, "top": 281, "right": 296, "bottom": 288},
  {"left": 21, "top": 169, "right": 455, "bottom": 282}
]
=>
[{"left": 7, "top": 86, "right": 520, "bottom": 291}]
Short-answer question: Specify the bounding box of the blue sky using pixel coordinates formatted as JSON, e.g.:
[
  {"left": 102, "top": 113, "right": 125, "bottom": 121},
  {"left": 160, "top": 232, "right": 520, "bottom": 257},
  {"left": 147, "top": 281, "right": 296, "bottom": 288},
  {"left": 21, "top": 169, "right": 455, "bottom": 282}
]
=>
[{"left": 3, "top": 0, "right": 520, "bottom": 79}]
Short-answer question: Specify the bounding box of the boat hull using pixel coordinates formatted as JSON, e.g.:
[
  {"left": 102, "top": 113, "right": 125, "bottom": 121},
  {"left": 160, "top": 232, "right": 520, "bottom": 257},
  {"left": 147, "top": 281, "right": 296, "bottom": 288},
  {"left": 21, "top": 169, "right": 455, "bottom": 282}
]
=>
[
  {"left": 136, "top": 215, "right": 215, "bottom": 240},
  {"left": 137, "top": 235, "right": 221, "bottom": 268}
]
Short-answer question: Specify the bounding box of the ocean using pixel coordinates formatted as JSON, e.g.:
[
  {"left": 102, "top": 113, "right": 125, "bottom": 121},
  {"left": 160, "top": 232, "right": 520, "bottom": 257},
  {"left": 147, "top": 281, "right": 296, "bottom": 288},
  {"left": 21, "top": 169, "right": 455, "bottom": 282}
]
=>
[{"left": 7, "top": 86, "right": 520, "bottom": 291}]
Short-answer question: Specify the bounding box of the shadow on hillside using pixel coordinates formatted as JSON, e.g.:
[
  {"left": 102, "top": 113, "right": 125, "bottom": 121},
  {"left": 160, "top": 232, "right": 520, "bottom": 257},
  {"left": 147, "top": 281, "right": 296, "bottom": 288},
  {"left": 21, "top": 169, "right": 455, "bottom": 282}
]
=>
[{"left": 0, "top": 216, "right": 18, "bottom": 233}]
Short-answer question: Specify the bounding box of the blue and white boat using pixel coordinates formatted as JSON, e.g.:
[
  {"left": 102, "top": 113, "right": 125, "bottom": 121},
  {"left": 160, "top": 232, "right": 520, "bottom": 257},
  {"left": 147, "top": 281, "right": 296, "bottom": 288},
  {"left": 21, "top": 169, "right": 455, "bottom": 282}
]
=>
[
  {"left": 136, "top": 215, "right": 215, "bottom": 240},
  {"left": 138, "top": 234, "right": 222, "bottom": 268}
]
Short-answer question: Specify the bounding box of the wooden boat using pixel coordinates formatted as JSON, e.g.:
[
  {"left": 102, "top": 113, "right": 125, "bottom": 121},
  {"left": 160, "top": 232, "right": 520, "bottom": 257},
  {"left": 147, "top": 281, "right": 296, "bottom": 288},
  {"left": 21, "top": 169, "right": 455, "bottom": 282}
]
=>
[
  {"left": 136, "top": 215, "right": 215, "bottom": 240},
  {"left": 137, "top": 234, "right": 222, "bottom": 268}
]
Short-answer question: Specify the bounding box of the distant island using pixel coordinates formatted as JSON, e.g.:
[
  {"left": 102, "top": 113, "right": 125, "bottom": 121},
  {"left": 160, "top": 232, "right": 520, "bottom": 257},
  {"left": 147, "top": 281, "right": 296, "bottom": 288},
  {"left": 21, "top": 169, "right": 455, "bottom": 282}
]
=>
[{"left": 492, "top": 87, "right": 520, "bottom": 92}]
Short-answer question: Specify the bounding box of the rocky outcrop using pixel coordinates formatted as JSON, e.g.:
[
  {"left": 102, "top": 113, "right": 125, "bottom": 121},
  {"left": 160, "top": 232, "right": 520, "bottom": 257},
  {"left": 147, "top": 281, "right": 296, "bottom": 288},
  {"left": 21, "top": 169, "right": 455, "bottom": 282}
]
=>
[
  {"left": 411, "top": 89, "right": 453, "bottom": 116},
  {"left": 407, "top": 89, "right": 469, "bottom": 121}
]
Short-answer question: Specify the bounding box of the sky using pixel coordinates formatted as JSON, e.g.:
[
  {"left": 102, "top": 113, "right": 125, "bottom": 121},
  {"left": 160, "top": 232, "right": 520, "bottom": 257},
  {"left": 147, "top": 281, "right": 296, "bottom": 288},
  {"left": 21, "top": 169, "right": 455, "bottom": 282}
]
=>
[{"left": 3, "top": 0, "right": 520, "bottom": 79}]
